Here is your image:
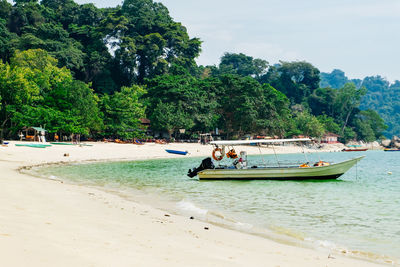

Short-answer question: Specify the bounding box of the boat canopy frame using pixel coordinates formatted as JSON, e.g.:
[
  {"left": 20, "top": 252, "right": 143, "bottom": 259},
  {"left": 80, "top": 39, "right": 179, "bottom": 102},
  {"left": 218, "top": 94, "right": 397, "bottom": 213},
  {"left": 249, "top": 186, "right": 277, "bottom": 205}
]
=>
[
  {"left": 210, "top": 138, "right": 313, "bottom": 168},
  {"left": 210, "top": 138, "right": 311, "bottom": 146}
]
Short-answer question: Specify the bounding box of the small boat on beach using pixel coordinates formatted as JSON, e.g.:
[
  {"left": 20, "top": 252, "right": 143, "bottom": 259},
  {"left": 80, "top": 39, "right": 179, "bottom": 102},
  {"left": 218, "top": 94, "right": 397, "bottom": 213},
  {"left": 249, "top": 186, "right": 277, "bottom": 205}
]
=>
[
  {"left": 342, "top": 144, "right": 368, "bottom": 152},
  {"left": 188, "top": 139, "right": 364, "bottom": 180},
  {"left": 15, "top": 143, "right": 52, "bottom": 148},
  {"left": 165, "top": 149, "right": 188, "bottom": 155},
  {"left": 50, "top": 142, "right": 76, "bottom": 145},
  {"left": 342, "top": 148, "right": 368, "bottom": 152},
  {"left": 384, "top": 148, "right": 400, "bottom": 152}
]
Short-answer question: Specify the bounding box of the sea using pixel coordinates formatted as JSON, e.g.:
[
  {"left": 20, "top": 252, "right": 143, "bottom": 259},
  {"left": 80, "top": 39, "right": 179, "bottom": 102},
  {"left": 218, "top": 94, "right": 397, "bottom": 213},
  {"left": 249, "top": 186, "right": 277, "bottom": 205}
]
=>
[{"left": 32, "top": 150, "right": 400, "bottom": 265}]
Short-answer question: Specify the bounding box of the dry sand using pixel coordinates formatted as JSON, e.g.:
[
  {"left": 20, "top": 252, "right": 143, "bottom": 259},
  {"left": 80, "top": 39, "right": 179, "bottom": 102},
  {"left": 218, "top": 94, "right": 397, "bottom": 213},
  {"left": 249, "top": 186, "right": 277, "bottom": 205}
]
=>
[{"left": 0, "top": 141, "right": 385, "bottom": 267}]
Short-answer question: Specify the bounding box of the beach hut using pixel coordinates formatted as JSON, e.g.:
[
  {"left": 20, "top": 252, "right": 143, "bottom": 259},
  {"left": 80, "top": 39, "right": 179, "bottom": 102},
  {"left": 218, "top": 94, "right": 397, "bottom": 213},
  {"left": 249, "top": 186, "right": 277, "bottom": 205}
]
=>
[
  {"left": 321, "top": 132, "right": 340, "bottom": 144},
  {"left": 21, "top": 127, "right": 47, "bottom": 142}
]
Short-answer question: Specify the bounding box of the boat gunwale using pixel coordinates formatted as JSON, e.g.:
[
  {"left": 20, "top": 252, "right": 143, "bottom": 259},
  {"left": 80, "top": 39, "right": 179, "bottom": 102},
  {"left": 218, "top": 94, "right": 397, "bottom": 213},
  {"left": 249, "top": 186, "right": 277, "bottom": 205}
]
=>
[
  {"left": 197, "top": 156, "right": 365, "bottom": 180},
  {"left": 210, "top": 156, "right": 364, "bottom": 171}
]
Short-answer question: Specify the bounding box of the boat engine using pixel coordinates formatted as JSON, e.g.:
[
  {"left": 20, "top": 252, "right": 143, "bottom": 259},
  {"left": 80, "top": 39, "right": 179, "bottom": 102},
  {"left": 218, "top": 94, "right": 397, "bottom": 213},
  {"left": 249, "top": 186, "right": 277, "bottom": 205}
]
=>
[{"left": 187, "top": 157, "right": 214, "bottom": 178}]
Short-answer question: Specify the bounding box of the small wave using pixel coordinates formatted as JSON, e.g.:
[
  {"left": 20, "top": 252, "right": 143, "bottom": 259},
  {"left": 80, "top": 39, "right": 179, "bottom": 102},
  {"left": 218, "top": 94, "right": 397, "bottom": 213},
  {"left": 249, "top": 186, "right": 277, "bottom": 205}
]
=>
[
  {"left": 234, "top": 222, "right": 253, "bottom": 231},
  {"left": 49, "top": 175, "right": 58, "bottom": 179},
  {"left": 305, "top": 237, "right": 338, "bottom": 250},
  {"left": 176, "top": 200, "right": 208, "bottom": 217},
  {"left": 304, "top": 237, "right": 398, "bottom": 265}
]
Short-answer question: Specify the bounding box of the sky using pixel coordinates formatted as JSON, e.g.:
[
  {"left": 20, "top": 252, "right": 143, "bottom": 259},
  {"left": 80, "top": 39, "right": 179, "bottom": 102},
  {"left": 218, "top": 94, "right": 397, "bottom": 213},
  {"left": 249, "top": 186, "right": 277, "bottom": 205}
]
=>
[{"left": 72, "top": 0, "right": 400, "bottom": 81}]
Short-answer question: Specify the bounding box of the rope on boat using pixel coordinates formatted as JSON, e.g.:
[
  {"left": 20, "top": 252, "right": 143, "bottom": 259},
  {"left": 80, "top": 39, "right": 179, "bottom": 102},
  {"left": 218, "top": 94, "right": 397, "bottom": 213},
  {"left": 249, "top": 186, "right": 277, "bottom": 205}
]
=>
[
  {"left": 301, "top": 142, "right": 309, "bottom": 163},
  {"left": 258, "top": 143, "right": 267, "bottom": 166},
  {"left": 271, "top": 143, "right": 280, "bottom": 167},
  {"left": 314, "top": 141, "right": 321, "bottom": 162}
]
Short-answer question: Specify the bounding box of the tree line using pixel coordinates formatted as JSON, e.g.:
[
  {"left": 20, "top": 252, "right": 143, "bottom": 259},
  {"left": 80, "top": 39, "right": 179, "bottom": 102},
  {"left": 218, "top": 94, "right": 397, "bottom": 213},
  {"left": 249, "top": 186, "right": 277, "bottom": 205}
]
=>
[
  {"left": 0, "top": 0, "right": 388, "bottom": 142},
  {"left": 321, "top": 69, "right": 400, "bottom": 138}
]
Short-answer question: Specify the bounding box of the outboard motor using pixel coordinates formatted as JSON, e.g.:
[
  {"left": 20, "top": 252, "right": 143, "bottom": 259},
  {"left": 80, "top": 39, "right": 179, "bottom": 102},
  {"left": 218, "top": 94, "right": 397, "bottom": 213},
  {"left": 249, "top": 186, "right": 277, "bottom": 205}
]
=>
[{"left": 187, "top": 157, "right": 214, "bottom": 178}]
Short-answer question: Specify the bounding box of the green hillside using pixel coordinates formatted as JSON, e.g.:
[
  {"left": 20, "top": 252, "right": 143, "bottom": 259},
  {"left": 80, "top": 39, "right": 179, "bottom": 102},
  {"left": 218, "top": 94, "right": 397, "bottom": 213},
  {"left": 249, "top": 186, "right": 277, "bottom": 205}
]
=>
[
  {"left": 0, "top": 0, "right": 387, "bottom": 142},
  {"left": 321, "top": 70, "right": 399, "bottom": 137}
]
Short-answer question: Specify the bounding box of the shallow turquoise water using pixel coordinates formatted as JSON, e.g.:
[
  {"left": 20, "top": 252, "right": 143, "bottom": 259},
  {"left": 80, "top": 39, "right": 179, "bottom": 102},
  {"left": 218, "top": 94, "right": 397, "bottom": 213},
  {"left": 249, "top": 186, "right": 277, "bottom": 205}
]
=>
[{"left": 35, "top": 151, "right": 400, "bottom": 264}]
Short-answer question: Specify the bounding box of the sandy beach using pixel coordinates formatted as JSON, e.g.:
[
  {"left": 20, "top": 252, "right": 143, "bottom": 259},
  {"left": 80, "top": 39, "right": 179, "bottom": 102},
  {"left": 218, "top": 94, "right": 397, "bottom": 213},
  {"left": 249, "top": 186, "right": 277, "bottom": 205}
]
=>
[{"left": 0, "top": 141, "right": 386, "bottom": 267}]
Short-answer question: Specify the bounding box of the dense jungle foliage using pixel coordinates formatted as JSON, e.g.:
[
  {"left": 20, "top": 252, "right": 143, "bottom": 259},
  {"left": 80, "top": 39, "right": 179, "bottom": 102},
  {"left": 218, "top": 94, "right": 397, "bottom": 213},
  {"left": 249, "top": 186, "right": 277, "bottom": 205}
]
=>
[
  {"left": 321, "top": 69, "right": 398, "bottom": 138},
  {"left": 0, "top": 0, "right": 389, "bottom": 142}
]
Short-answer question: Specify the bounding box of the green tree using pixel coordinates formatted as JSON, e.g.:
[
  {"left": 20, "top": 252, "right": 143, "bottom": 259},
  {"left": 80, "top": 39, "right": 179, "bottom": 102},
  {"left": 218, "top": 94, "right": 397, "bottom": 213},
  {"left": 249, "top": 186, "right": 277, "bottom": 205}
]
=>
[
  {"left": 317, "top": 115, "right": 340, "bottom": 134},
  {"left": 354, "top": 109, "right": 387, "bottom": 141},
  {"left": 1, "top": 49, "right": 102, "bottom": 137},
  {"left": 307, "top": 87, "right": 337, "bottom": 117},
  {"left": 100, "top": 85, "right": 146, "bottom": 139},
  {"left": 0, "top": 59, "right": 35, "bottom": 139},
  {"left": 291, "top": 111, "right": 325, "bottom": 138},
  {"left": 149, "top": 101, "right": 194, "bottom": 139},
  {"left": 260, "top": 61, "right": 320, "bottom": 104},
  {"left": 145, "top": 72, "right": 219, "bottom": 136},
  {"left": 0, "top": 0, "right": 12, "bottom": 20},
  {"left": 216, "top": 74, "right": 291, "bottom": 138},
  {"left": 320, "top": 69, "right": 348, "bottom": 89},
  {"left": 109, "top": 0, "right": 202, "bottom": 84},
  {"left": 18, "top": 22, "right": 85, "bottom": 72},
  {"left": 0, "top": 18, "right": 18, "bottom": 62},
  {"left": 219, "top": 52, "right": 268, "bottom": 78},
  {"left": 333, "top": 83, "right": 367, "bottom": 135}
]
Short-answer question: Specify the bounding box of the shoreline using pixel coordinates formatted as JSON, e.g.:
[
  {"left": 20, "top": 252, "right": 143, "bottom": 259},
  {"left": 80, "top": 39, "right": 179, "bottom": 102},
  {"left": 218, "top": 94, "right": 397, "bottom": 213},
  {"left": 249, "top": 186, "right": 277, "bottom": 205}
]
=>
[{"left": 0, "top": 141, "right": 388, "bottom": 266}]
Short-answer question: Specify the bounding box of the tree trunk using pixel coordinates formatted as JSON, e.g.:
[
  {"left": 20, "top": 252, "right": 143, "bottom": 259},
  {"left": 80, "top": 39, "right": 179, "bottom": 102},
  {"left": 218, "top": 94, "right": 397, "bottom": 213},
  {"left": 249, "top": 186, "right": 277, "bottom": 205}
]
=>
[
  {"left": 1, "top": 117, "right": 9, "bottom": 141},
  {"left": 341, "top": 107, "right": 353, "bottom": 136}
]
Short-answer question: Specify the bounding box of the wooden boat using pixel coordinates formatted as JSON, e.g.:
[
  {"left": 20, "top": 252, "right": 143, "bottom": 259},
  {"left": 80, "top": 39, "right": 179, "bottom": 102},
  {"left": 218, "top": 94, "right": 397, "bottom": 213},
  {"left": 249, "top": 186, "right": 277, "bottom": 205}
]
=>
[
  {"left": 342, "top": 148, "right": 368, "bottom": 152},
  {"left": 197, "top": 157, "right": 364, "bottom": 180},
  {"left": 165, "top": 149, "right": 188, "bottom": 155},
  {"left": 15, "top": 143, "right": 52, "bottom": 148},
  {"left": 50, "top": 142, "right": 76, "bottom": 145},
  {"left": 188, "top": 139, "right": 364, "bottom": 180},
  {"left": 384, "top": 148, "right": 400, "bottom": 152}
]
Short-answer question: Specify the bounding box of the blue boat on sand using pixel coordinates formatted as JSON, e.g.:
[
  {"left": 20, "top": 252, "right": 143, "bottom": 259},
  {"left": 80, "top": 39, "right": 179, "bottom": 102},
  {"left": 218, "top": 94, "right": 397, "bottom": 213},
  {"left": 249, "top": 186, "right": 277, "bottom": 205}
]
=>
[{"left": 165, "top": 149, "right": 188, "bottom": 155}]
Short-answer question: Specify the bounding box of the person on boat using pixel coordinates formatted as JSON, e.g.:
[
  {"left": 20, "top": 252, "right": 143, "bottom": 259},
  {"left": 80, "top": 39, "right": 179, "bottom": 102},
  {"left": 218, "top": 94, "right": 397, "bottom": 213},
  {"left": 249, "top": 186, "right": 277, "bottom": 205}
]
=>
[
  {"left": 234, "top": 152, "right": 247, "bottom": 169},
  {"left": 239, "top": 151, "right": 247, "bottom": 168}
]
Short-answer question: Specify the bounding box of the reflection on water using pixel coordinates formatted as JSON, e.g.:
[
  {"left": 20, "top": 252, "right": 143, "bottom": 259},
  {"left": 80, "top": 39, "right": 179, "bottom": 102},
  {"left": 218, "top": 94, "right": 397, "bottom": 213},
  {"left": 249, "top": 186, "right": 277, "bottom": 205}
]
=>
[{"left": 35, "top": 151, "right": 400, "bottom": 264}]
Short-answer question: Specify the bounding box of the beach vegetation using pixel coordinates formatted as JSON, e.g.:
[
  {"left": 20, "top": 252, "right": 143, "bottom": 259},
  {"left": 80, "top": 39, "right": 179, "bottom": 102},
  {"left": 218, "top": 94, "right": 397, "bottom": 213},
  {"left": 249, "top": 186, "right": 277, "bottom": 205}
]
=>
[
  {"left": 321, "top": 70, "right": 398, "bottom": 138},
  {"left": 0, "top": 49, "right": 102, "bottom": 137},
  {"left": 100, "top": 85, "right": 146, "bottom": 139},
  {"left": 0, "top": 0, "right": 391, "bottom": 141}
]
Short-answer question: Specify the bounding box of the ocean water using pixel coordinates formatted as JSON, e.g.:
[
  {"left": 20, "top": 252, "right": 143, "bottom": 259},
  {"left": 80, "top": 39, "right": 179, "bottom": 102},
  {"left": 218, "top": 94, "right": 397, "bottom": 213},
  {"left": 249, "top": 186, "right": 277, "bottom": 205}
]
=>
[{"left": 34, "top": 150, "right": 400, "bottom": 264}]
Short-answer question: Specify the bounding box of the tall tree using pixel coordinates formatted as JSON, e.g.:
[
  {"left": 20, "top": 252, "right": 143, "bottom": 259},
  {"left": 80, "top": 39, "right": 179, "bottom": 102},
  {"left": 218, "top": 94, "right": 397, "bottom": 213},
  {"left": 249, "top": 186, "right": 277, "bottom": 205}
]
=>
[
  {"left": 260, "top": 61, "right": 320, "bottom": 104},
  {"left": 219, "top": 52, "right": 268, "bottom": 78},
  {"left": 215, "top": 74, "right": 291, "bottom": 137},
  {"left": 100, "top": 85, "right": 146, "bottom": 139},
  {"left": 354, "top": 109, "right": 387, "bottom": 141},
  {"left": 145, "top": 72, "right": 217, "bottom": 136},
  {"left": 108, "top": 0, "right": 201, "bottom": 84},
  {"left": 320, "top": 69, "right": 348, "bottom": 89},
  {"left": 333, "top": 83, "right": 367, "bottom": 136},
  {"left": 1, "top": 49, "right": 102, "bottom": 137}
]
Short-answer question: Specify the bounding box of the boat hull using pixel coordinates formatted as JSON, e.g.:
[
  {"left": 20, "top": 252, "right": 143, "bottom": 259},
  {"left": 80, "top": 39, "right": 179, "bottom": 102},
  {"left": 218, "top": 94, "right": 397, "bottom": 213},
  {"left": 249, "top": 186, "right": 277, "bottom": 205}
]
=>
[
  {"left": 165, "top": 149, "right": 188, "bottom": 155},
  {"left": 343, "top": 148, "right": 368, "bottom": 152},
  {"left": 198, "top": 156, "right": 364, "bottom": 180},
  {"left": 384, "top": 149, "right": 400, "bottom": 152}
]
